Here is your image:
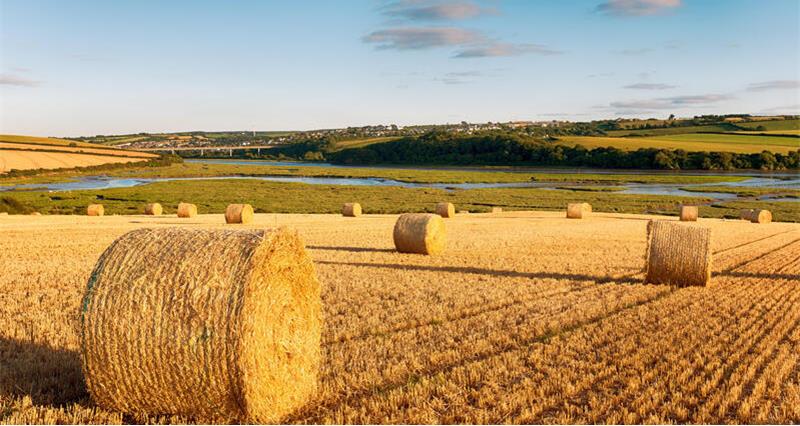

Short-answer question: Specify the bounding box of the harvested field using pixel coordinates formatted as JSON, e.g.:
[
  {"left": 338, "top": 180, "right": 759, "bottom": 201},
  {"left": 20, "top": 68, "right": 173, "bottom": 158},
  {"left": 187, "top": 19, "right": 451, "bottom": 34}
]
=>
[
  {"left": 0, "top": 212, "right": 799, "bottom": 424},
  {"left": 0, "top": 150, "right": 151, "bottom": 173}
]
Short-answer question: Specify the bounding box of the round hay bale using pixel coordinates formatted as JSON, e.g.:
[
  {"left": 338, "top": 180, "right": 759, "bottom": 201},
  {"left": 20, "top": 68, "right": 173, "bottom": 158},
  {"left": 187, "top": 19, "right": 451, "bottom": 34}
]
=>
[
  {"left": 566, "top": 203, "right": 591, "bottom": 219},
  {"left": 80, "top": 227, "right": 321, "bottom": 423},
  {"left": 144, "top": 203, "right": 163, "bottom": 216},
  {"left": 740, "top": 209, "right": 754, "bottom": 221},
  {"left": 30, "top": 212, "right": 41, "bottom": 216},
  {"left": 435, "top": 202, "right": 455, "bottom": 218},
  {"left": 177, "top": 202, "right": 198, "bottom": 218},
  {"left": 491, "top": 207, "right": 503, "bottom": 213},
  {"left": 225, "top": 204, "right": 254, "bottom": 224},
  {"left": 0, "top": 212, "right": 8, "bottom": 215},
  {"left": 645, "top": 220, "right": 712, "bottom": 287},
  {"left": 458, "top": 210, "right": 470, "bottom": 214},
  {"left": 393, "top": 213, "right": 446, "bottom": 255},
  {"left": 87, "top": 204, "right": 104, "bottom": 217},
  {"left": 342, "top": 202, "right": 362, "bottom": 217},
  {"left": 679, "top": 205, "right": 698, "bottom": 222},
  {"left": 749, "top": 209, "right": 772, "bottom": 224}
]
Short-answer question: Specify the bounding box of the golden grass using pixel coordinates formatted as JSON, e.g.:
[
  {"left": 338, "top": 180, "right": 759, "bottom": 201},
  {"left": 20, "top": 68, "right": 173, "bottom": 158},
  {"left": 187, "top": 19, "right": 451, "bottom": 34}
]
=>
[
  {"left": 0, "top": 150, "right": 150, "bottom": 173},
  {"left": 81, "top": 227, "right": 321, "bottom": 422},
  {"left": 1, "top": 212, "right": 799, "bottom": 423},
  {"left": 558, "top": 135, "right": 799, "bottom": 154}
]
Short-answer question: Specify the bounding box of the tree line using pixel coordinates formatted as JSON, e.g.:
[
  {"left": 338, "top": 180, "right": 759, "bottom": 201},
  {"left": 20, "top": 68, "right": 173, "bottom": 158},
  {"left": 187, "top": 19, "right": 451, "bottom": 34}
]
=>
[{"left": 326, "top": 131, "right": 799, "bottom": 170}]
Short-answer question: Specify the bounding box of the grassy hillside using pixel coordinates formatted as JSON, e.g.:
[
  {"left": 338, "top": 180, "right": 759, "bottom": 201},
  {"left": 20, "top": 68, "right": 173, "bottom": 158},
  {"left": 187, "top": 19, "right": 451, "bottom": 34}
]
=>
[
  {"left": 557, "top": 133, "right": 798, "bottom": 154},
  {"left": 0, "top": 134, "right": 107, "bottom": 149},
  {"left": 735, "top": 118, "right": 800, "bottom": 131},
  {"left": 332, "top": 136, "right": 402, "bottom": 151},
  {"left": 604, "top": 124, "right": 738, "bottom": 137}
]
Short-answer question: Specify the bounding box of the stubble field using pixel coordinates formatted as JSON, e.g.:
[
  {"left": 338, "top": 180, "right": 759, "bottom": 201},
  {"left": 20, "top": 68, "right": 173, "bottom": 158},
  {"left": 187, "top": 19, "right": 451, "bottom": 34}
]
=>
[{"left": 1, "top": 212, "right": 799, "bottom": 424}]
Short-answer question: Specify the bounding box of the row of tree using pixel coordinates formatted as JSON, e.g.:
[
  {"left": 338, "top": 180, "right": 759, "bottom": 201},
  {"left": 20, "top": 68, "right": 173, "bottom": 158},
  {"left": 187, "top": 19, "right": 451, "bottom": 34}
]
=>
[{"left": 327, "top": 131, "right": 799, "bottom": 170}]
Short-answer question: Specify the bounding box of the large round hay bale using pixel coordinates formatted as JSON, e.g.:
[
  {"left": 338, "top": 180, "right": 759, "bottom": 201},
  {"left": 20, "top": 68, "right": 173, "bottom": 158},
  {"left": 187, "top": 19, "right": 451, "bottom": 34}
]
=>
[
  {"left": 144, "top": 203, "right": 163, "bottom": 216},
  {"left": 679, "top": 205, "right": 698, "bottom": 222},
  {"left": 566, "top": 203, "right": 591, "bottom": 219},
  {"left": 177, "top": 202, "right": 197, "bottom": 218},
  {"left": 435, "top": 202, "right": 455, "bottom": 218},
  {"left": 87, "top": 204, "right": 104, "bottom": 217},
  {"left": 739, "top": 209, "right": 753, "bottom": 221},
  {"left": 80, "top": 227, "right": 321, "bottom": 423},
  {"left": 393, "top": 213, "right": 446, "bottom": 255},
  {"left": 342, "top": 202, "right": 362, "bottom": 217},
  {"left": 749, "top": 209, "right": 772, "bottom": 224},
  {"left": 225, "top": 204, "right": 254, "bottom": 224},
  {"left": 645, "top": 220, "right": 712, "bottom": 287}
]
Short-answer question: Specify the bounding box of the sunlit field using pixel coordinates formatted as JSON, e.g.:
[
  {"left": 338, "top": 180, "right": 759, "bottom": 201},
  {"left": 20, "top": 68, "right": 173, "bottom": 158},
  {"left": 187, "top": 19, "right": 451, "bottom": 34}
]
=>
[{"left": 2, "top": 212, "right": 798, "bottom": 424}]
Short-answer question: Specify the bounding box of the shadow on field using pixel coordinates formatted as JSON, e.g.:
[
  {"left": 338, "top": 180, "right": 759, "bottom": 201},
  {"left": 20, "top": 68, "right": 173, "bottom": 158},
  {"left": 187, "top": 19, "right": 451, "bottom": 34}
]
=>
[
  {"left": 316, "top": 260, "right": 641, "bottom": 284},
  {"left": 720, "top": 271, "right": 800, "bottom": 281},
  {"left": 309, "top": 245, "right": 396, "bottom": 253},
  {"left": 0, "top": 337, "right": 87, "bottom": 406}
]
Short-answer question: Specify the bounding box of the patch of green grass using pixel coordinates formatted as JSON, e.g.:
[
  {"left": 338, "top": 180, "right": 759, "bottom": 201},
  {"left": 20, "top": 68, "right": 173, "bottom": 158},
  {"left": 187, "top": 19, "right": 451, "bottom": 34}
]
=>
[
  {"left": 710, "top": 200, "right": 799, "bottom": 222},
  {"left": 679, "top": 185, "right": 800, "bottom": 198},
  {"left": 557, "top": 133, "right": 798, "bottom": 154},
  {"left": 605, "top": 124, "right": 737, "bottom": 137},
  {"left": 4, "top": 179, "right": 712, "bottom": 217},
  {"left": 332, "top": 136, "right": 403, "bottom": 151},
  {"left": 0, "top": 161, "right": 750, "bottom": 188},
  {"left": 735, "top": 119, "right": 800, "bottom": 131}
]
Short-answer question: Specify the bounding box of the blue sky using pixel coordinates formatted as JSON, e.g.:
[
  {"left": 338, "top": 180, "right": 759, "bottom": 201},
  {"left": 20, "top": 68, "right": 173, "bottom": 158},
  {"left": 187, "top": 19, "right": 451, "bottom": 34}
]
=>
[{"left": 1, "top": 0, "right": 798, "bottom": 136}]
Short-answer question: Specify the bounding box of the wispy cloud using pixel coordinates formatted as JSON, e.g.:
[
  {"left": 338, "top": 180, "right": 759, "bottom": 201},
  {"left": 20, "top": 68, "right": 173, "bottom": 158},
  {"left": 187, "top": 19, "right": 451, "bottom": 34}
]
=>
[
  {"left": 434, "top": 69, "right": 503, "bottom": 84},
  {"left": 623, "top": 83, "right": 676, "bottom": 90},
  {"left": 587, "top": 72, "right": 615, "bottom": 78},
  {"left": 596, "top": 0, "right": 682, "bottom": 16},
  {"left": 0, "top": 73, "right": 41, "bottom": 87},
  {"left": 746, "top": 80, "right": 800, "bottom": 92},
  {"left": 454, "top": 42, "right": 562, "bottom": 58},
  {"left": 363, "top": 27, "right": 482, "bottom": 50},
  {"left": 382, "top": 1, "right": 496, "bottom": 21},
  {"left": 609, "top": 93, "right": 733, "bottom": 111},
  {"left": 614, "top": 47, "right": 654, "bottom": 56}
]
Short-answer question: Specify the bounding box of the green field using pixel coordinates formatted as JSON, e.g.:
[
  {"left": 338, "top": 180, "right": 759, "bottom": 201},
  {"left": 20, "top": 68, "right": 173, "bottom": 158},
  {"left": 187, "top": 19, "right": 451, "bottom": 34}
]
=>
[
  {"left": 604, "top": 124, "right": 737, "bottom": 137},
  {"left": 3, "top": 177, "right": 797, "bottom": 221},
  {"left": 0, "top": 161, "right": 751, "bottom": 187},
  {"left": 332, "top": 136, "right": 402, "bottom": 150},
  {"left": 735, "top": 118, "right": 800, "bottom": 131},
  {"left": 558, "top": 133, "right": 798, "bottom": 154}
]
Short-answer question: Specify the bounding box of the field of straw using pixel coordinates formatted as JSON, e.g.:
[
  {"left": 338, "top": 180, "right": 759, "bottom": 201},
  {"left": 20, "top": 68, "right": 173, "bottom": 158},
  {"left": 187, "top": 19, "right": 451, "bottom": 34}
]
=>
[
  {"left": 1, "top": 211, "right": 799, "bottom": 424},
  {"left": 0, "top": 150, "right": 150, "bottom": 173}
]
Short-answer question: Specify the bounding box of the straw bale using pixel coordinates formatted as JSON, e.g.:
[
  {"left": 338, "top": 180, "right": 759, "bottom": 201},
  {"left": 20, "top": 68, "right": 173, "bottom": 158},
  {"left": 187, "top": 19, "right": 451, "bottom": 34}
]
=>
[
  {"left": 679, "top": 205, "right": 698, "bottom": 222},
  {"left": 30, "top": 212, "right": 41, "bottom": 216},
  {"left": 393, "top": 213, "right": 446, "bottom": 255},
  {"left": 645, "top": 220, "right": 712, "bottom": 287},
  {"left": 566, "top": 203, "right": 591, "bottom": 219},
  {"left": 749, "top": 209, "right": 772, "bottom": 224},
  {"left": 491, "top": 207, "right": 503, "bottom": 213},
  {"left": 342, "top": 203, "right": 362, "bottom": 217},
  {"left": 435, "top": 202, "right": 455, "bottom": 218},
  {"left": 87, "top": 204, "right": 104, "bottom": 217},
  {"left": 144, "top": 203, "right": 163, "bottom": 216},
  {"left": 225, "top": 204, "right": 254, "bottom": 224},
  {"left": 80, "top": 227, "right": 321, "bottom": 422},
  {"left": 177, "top": 202, "right": 197, "bottom": 218}
]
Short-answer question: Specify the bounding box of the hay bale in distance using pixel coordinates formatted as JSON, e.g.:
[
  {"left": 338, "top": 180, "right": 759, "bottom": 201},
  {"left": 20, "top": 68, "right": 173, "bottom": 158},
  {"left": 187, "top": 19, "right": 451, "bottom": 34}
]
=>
[
  {"left": 645, "top": 220, "right": 712, "bottom": 287},
  {"left": 225, "top": 203, "right": 254, "bottom": 224},
  {"left": 739, "top": 209, "right": 753, "bottom": 221},
  {"left": 144, "top": 203, "right": 163, "bottom": 216},
  {"left": 0, "top": 212, "right": 8, "bottom": 216},
  {"left": 435, "top": 202, "right": 455, "bottom": 218},
  {"left": 177, "top": 202, "right": 198, "bottom": 218},
  {"left": 80, "top": 227, "right": 321, "bottom": 423},
  {"left": 393, "top": 213, "right": 446, "bottom": 255},
  {"left": 342, "top": 202, "right": 362, "bottom": 217},
  {"left": 680, "top": 205, "right": 698, "bottom": 222},
  {"left": 458, "top": 210, "right": 470, "bottom": 214},
  {"left": 749, "top": 209, "right": 772, "bottom": 224},
  {"left": 566, "top": 203, "right": 591, "bottom": 219},
  {"left": 87, "top": 204, "right": 105, "bottom": 217},
  {"left": 491, "top": 207, "right": 503, "bottom": 213},
  {"left": 30, "top": 212, "right": 41, "bottom": 216}
]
